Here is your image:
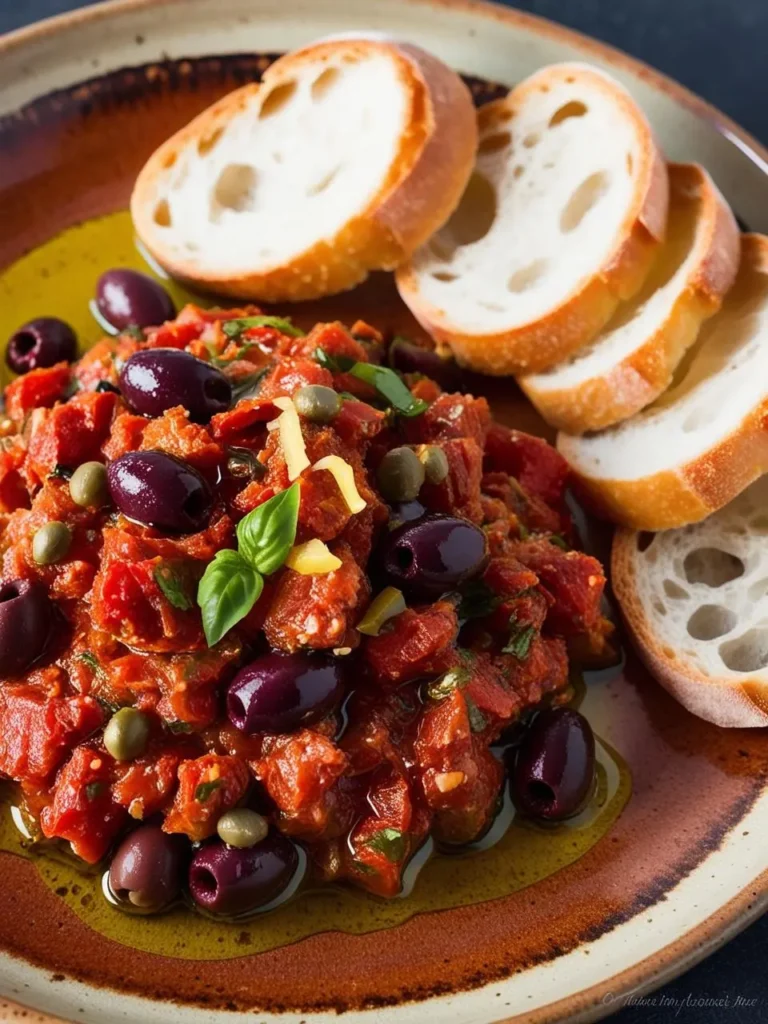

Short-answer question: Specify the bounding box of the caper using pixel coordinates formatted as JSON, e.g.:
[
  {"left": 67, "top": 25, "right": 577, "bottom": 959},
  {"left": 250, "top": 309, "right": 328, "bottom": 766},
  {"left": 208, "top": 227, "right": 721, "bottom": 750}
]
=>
[
  {"left": 69, "top": 461, "right": 109, "bottom": 508},
  {"left": 216, "top": 808, "right": 269, "bottom": 849},
  {"left": 294, "top": 384, "right": 342, "bottom": 423},
  {"left": 357, "top": 586, "right": 406, "bottom": 636},
  {"left": 103, "top": 707, "right": 151, "bottom": 762},
  {"left": 32, "top": 521, "right": 72, "bottom": 565},
  {"left": 418, "top": 445, "right": 450, "bottom": 485},
  {"left": 376, "top": 446, "right": 425, "bottom": 502}
]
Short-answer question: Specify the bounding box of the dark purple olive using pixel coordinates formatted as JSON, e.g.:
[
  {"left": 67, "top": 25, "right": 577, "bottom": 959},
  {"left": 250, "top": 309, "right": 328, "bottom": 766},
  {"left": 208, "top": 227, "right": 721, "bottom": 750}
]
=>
[
  {"left": 188, "top": 833, "right": 299, "bottom": 917},
  {"left": 0, "top": 579, "right": 55, "bottom": 676},
  {"left": 107, "top": 450, "right": 213, "bottom": 533},
  {"left": 6, "top": 317, "right": 77, "bottom": 374},
  {"left": 512, "top": 708, "right": 596, "bottom": 821},
  {"left": 380, "top": 513, "right": 488, "bottom": 598},
  {"left": 388, "top": 337, "right": 462, "bottom": 391},
  {"left": 96, "top": 269, "right": 176, "bottom": 331},
  {"left": 119, "top": 349, "right": 232, "bottom": 424},
  {"left": 109, "top": 825, "right": 187, "bottom": 911},
  {"left": 227, "top": 652, "right": 345, "bottom": 735}
]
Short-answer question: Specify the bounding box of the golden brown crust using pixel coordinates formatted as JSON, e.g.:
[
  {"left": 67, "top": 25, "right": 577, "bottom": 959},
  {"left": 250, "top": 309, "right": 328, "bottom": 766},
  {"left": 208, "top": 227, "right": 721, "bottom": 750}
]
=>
[
  {"left": 520, "top": 164, "right": 740, "bottom": 432},
  {"left": 395, "top": 63, "right": 670, "bottom": 376},
  {"left": 131, "top": 39, "right": 476, "bottom": 302},
  {"left": 612, "top": 530, "right": 768, "bottom": 727}
]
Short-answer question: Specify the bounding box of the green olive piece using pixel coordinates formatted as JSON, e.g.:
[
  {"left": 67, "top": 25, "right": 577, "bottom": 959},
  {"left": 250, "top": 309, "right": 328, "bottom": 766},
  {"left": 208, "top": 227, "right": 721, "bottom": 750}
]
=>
[
  {"left": 103, "top": 707, "right": 151, "bottom": 762},
  {"left": 418, "top": 445, "right": 449, "bottom": 485},
  {"left": 294, "top": 384, "right": 342, "bottom": 423},
  {"left": 217, "top": 808, "right": 269, "bottom": 849},
  {"left": 69, "top": 461, "right": 109, "bottom": 508},
  {"left": 356, "top": 586, "right": 406, "bottom": 636},
  {"left": 32, "top": 521, "right": 72, "bottom": 565},
  {"left": 376, "top": 446, "right": 425, "bottom": 502}
]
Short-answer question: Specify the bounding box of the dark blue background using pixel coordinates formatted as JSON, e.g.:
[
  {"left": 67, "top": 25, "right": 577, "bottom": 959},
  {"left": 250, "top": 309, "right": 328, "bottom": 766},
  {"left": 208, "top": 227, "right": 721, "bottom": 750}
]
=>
[{"left": 1, "top": 2, "right": 766, "bottom": 1022}]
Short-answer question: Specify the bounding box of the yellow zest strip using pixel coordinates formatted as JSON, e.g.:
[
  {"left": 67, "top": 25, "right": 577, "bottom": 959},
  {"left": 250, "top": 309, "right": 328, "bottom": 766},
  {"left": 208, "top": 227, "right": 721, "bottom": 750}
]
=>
[
  {"left": 272, "top": 396, "right": 310, "bottom": 481},
  {"left": 286, "top": 538, "right": 343, "bottom": 575},
  {"left": 313, "top": 455, "right": 367, "bottom": 514}
]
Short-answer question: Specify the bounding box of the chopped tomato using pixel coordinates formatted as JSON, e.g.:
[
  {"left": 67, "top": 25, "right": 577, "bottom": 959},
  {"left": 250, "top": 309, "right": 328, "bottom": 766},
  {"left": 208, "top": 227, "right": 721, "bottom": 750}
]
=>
[{"left": 162, "top": 753, "right": 249, "bottom": 841}]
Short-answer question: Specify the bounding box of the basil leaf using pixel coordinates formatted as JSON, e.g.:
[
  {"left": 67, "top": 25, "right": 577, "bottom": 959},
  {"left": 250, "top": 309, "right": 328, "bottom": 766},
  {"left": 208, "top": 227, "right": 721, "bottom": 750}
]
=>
[
  {"left": 426, "top": 663, "right": 472, "bottom": 701},
  {"left": 194, "top": 780, "right": 221, "bottom": 803},
  {"left": 154, "top": 562, "right": 194, "bottom": 611},
  {"left": 230, "top": 365, "right": 270, "bottom": 403},
  {"left": 223, "top": 316, "right": 304, "bottom": 340},
  {"left": 237, "top": 482, "right": 300, "bottom": 575},
  {"left": 502, "top": 622, "right": 536, "bottom": 660},
  {"left": 365, "top": 827, "right": 407, "bottom": 863},
  {"left": 314, "top": 348, "right": 427, "bottom": 418},
  {"left": 314, "top": 348, "right": 355, "bottom": 373},
  {"left": 465, "top": 696, "right": 487, "bottom": 734},
  {"left": 197, "top": 549, "right": 263, "bottom": 647}
]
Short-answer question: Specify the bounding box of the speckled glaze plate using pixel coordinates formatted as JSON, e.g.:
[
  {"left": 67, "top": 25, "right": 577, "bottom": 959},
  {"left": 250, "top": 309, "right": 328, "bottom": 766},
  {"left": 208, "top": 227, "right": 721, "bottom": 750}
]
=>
[{"left": 0, "top": 2, "right": 766, "bottom": 1023}]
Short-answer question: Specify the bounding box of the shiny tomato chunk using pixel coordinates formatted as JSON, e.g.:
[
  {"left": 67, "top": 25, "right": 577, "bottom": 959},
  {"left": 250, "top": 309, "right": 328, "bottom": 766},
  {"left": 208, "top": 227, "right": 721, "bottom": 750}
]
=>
[{"left": 163, "top": 754, "right": 249, "bottom": 841}]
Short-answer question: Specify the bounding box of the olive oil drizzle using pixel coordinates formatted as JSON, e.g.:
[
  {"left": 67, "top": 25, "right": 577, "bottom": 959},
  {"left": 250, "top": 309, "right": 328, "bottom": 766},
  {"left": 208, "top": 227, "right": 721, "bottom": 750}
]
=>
[{"left": 0, "top": 212, "right": 632, "bottom": 960}]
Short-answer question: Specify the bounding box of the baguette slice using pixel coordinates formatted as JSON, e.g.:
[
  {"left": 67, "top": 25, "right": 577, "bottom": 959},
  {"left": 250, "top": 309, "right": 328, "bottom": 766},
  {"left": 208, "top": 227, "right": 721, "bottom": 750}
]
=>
[
  {"left": 613, "top": 479, "right": 768, "bottom": 727},
  {"left": 396, "top": 62, "right": 669, "bottom": 375},
  {"left": 131, "top": 38, "right": 477, "bottom": 302},
  {"left": 559, "top": 234, "right": 768, "bottom": 530},
  {"left": 520, "top": 163, "right": 739, "bottom": 433}
]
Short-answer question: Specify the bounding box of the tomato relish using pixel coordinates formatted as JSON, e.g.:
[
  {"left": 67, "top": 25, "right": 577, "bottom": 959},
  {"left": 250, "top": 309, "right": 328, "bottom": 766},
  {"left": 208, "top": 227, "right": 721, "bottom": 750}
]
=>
[{"left": 0, "top": 303, "right": 612, "bottom": 905}]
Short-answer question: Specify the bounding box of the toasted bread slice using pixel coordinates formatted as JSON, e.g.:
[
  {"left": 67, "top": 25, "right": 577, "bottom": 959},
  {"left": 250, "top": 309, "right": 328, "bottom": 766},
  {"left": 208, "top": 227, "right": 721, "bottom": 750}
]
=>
[
  {"left": 613, "top": 479, "right": 768, "bottom": 727},
  {"left": 520, "top": 164, "right": 739, "bottom": 433},
  {"left": 131, "top": 38, "right": 477, "bottom": 302},
  {"left": 396, "top": 62, "right": 669, "bottom": 375},
  {"left": 559, "top": 234, "right": 768, "bottom": 530}
]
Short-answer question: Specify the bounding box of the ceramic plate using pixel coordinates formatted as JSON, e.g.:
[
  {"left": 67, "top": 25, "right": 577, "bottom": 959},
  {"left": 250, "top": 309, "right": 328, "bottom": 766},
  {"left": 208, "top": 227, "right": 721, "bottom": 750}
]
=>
[{"left": 0, "top": 2, "right": 766, "bottom": 1023}]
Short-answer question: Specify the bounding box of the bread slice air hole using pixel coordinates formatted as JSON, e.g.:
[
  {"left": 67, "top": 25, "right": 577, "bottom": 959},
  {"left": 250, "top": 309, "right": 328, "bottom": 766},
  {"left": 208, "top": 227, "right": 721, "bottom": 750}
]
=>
[
  {"left": 311, "top": 67, "right": 340, "bottom": 101},
  {"left": 513, "top": 165, "right": 524, "bottom": 180},
  {"left": 197, "top": 125, "right": 224, "bottom": 157},
  {"left": 683, "top": 548, "right": 744, "bottom": 587},
  {"left": 548, "top": 100, "right": 588, "bottom": 127},
  {"left": 560, "top": 171, "right": 610, "bottom": 233},
  {"left": 153, "top": 199, "right": 171, "bottom": 228},
  {"left": 259, "top": 80, "right": 297, "bottom": 119},
  {"left": 508, "top": 259, "right": 548, "bottom": 293},
  {"left": 653, "top": 600, "right": 667, "bottom": 617},
  {"left": 478, "top": 131, "right": 512, "bottom": 155},
  {"left": 626, "top": 152, "right": 634, "bottom": 175},
  {"left": 687, "top": 604, "right": 736, "bottom": 641},
  {"left": 444, "top": 171, "right": 497, "bottom": 246},
  {"left": 432, "top": 271, "right": 458, "bottom": 283},
  {"left": 307, "top": 165, "right": 341, "bottom": 197},
  {"left": 522, "top": 132, "right": 540, "bottom": 148},
  {"left": 719, "top": 628, "right": 768, "bottom": 672},
  {"left": 663, "top": 579, "right": 689, "bottom": 600},
  {"left": 636, "top": 531, "right": 655, "bottom": 553},
  {"left": 213, "top": 164, "right": 258, "bottom": 213}
]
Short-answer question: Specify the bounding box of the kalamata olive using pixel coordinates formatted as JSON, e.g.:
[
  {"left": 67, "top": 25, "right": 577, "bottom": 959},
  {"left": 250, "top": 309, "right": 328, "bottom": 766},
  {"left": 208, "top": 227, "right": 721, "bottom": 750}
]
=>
[
  {"left": 380, "top": 513, "right": 488, "bottom": 597},
  {"left": 188, "top": 833, "right": 299, "bottom": 916},
  {"left": 119, "top": 349, "right": 232, "bottom": 424},
  {"left": 388, "top": 337, "right": 462, "bottom": 391},
  {"left": 107, "top": 450, "right": 213, "bottom": 533},
  {"left": 227, "top": 652, "right": 345, "bottom": 735},
  {"left": 109, "top": 825, "right": 187, "bottom": 911},
  {"left": 294, "top": 384, "right": 341, "bottom": 423},
  {"left": 217, "top": 808, "right": 269, "bottom": 849},
  {"left": 512, "top": 708, "right": 596, "bottom": 821},
  {"left": 103, "top": 707, "right": 151, "bottom": 762},
  {"left": 0, "top": 579, "right": 54, "bottom": 676},
  {"left": 69, "top": 461, "right": 109, "bottom": 508},
  {"left": 96, "top": 269, "right": 176, "bottom": 331},
  {"left": 6, "top": 317, "right": 78, "bottom": 375},
  {"left": 32, "top": 521, "right": 72, "bottom": 565},
  {"left": 418, "top": 444, "right": 449, "bottom": 484},
  {"left": 377, "top": 446, "right": 425, "bottom": 502}
]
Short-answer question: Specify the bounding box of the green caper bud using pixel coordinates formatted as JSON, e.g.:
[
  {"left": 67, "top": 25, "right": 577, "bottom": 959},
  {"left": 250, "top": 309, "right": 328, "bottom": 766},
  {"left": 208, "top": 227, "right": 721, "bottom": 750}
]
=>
[
  {"left": 418, "top": 445, "right": 449, "bottom": 485},
  {"left": 357, "top": 587, "right": 406, "bottom": 636},
  {"left": 294, "top": 384, "right": 342, "bottom": 423},
  {"left": 69, "top": 461, "right": 109, "bottom": 508},
  {"left": 32, "top": 521, "right": 72, "bottom": 565},
  {"left": 216, "top": 808, "right": 269, "bottom": 849},
  {"left": 376, "top": 446, "right": 425, "bottom": 502},
  {"left": 103, "top": 707, "right": 151, "bottom": 762}
]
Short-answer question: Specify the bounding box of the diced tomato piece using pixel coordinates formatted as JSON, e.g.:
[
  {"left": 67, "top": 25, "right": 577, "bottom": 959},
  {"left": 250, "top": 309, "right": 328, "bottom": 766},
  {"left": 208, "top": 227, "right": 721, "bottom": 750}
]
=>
[
  {"left": 102, "top": 411, "right": 147, "bottom": 460},
  {"left": 4, "top": 363, "right": 71, "bottom": 424},
  {"left": 259, "top": 358, "right": 334, "bottom": 399},
  {"left": 25, "top": 390, "right": 118, "bottom": 484},
  {"left": 139, "top": 406, "right": 224, "bottom": 473},
  {"left": 209, "top": 398, "right": 277, "bottom": 446},
  {"left": 482, "top": 471, "right": 562, "bottom": 536},
  {"left": 162, "top": 753, "right": 249, "bottom": 841},
  {"left": 113, "top": 735, "right": 201, "bottom": 820},
  {"left": 332, "top": 400, "right": 386, "bottom": 447},
  {"left": 0, "top": 436, "right": 29, "bottom": 512},
  {"left": 485, "top": 423, "right": 569, "bottom": 508},
  {"left": 293, "top": 322, "right": 368, "bottom": 364},
  {"left": 404, "top": 392, "right": 490, "bottom": 447},
  {"left": 496, "top": 635, "right": 569, "bottom": 709},
  {"left": 420, "top": 437, "right": 484, "bottom": 523},
  {"left": 40, "top": 745, "right": 127, "bottom": 863},
  {"left": 364, "top": 601, "right": 459, "bottom": 687},
  {"left": 511, "top": 540, "right": 606, "bottom": 638}
]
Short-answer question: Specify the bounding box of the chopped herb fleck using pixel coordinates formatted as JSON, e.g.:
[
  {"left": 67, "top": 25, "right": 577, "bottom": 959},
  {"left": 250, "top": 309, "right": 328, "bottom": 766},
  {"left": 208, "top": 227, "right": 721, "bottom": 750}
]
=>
[
  {"left": 95, "top": 380, "right": 121, "bottom": 394},
  {"left": 223, "top": 316, "right": 304, "bottom": 340},
  {"left": 49, "top": 464, "right": 73, "bottom": 481},
  {"left": 77, "top": 651, "right": 106, "bottom": 680},
  {"left": 314, "top": 347, "right": 427, "bottom": 418},
  {"left": 194, "top": 780, "right": 222, "bottom": 803},
  {"left": 365, "top": 827, "right": 407, "bottom": 863},
  {"left": 231, "top": 365, "right": 270, "bottom": 403},
  {"left": 548, "top": 533, "right": 569, "bottom": 550},
  {"left": 153, "top": 563, "right": 194, "bottom": 611},
  {"left": 502, "top": 622, "right": 536, "bottom": 660},
  {"left": 465, "top": 696, "right": 488, "bottom": 733},
  {"left": 85, "top": 782, "right": 105, "bottom": 801},
  {"left": 165, "top": 720, "right": 193, "bottom": 734},
  {"left": 121, "top": 325, "right": 146, "bottom": 341}
]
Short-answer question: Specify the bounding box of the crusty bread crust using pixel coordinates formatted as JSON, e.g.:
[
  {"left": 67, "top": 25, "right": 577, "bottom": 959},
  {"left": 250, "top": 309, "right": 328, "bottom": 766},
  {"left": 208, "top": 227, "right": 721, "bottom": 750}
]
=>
[
  {"left": 396, "top": 63, "right": 669, "bottom": 375},
  {"left": 131, "top": 39, "right": 477, "bottom": 302},
  {"left": 558, "top": 235, "right": 768, "bottom": 531},
  {"left": 520, "top": 164, "right": 740, "bottom": 433},
  {"left": 612, "top": 530, "right": 768, "bottom": 727}
]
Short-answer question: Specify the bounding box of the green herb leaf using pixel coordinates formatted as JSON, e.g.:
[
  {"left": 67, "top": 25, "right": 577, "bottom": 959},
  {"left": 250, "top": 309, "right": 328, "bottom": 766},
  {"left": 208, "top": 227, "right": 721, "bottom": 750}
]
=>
[
  {"left": 314, "top": 348, "right": 428, "bottom": 418},
  {"left": 352, "top": 860, "right": 377, "bottom": 876},
  {"left": 77, "top": 650, "right": 106, "bottom": 680},
  {"left": 197, "top": 549, "right": 263, "bottom": 647},
  {"left": 237, "top": 482, "right": 300, "bottom": 575},
  {"left": 426, "top": 663, "right": 472, "bottom": 701},
  {"left": 49, "top": 464, "right": 73, "bottom": 481},
  {"left": 465, "top": 696, "right": 488, "bottom": 734},
  {"left": 194, "top": 779, "right": 222, "bottom": 803},
  {"left": 548, "top": 533, "right": 569, "bottom": 550},
  {"left": 153, "top": 562, "right": 194, "bottom": 611},
  {"left": 223, "top": 316, "right": 304, "bottom": 340},
  {"left": 365, "top": 827, "right": 407, "bottom": 863},
  {"left": 165, "top": 720, "right": 193, "bottom": 734},
  {"left": 85, "top": 782, "right": 105, "bottom": 801},
  {"left": 502, "top": 622, "right": 536, "bottom": 660},
  {"left": 457, "top": 581, "right": 501, "bottom": 621},
  {"left": 517, "top": 522, "right": 530, "bottom": 540},
  {"left": 230, "top": 365, "right": 270, "bottom": 403}
]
